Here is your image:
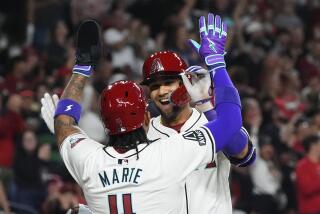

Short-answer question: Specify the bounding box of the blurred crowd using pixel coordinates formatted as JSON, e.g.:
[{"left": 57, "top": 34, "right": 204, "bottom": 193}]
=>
[{"left": 0, "top": 0, "right": 319, "bottom": 213}]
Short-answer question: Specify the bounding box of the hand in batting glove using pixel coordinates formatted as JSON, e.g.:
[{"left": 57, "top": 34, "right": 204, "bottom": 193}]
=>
[
  {"left": 41, "top": 93, "right": 59, "bottom": 134},
  {"left": 188, "top": 13, "right": 227, "bottom": 74},
  {"left": 181, "top": 65, "right": 214, "bottom": 112},
  {"left": 73, "top": 20, "right": 102, "bottom": 77}
]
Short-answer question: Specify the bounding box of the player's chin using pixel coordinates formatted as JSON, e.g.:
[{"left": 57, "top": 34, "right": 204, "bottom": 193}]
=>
[
  {"left": 160, "top": 104, "right": 174, "bottom": 113},
  {"left": 160, "top": 105, "right": 183, "bottom": 121}
]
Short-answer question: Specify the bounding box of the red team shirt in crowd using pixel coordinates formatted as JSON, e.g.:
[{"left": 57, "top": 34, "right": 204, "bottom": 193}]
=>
[{"left": 296, "top": 157, "right": 320, "bottom": 214}]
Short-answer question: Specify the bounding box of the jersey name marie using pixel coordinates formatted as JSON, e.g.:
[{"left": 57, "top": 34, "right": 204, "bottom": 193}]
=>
[{"left": 99, "top": 167, "right": 143, "bottom": 187}]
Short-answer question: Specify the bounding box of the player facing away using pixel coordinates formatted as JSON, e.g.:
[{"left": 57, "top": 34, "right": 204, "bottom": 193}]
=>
[
  {"left": 141, "top": 20, "right": 255, "bottom": 214},
  {"left": 42, "top": 14, "right": 248, "bottom": 213}
]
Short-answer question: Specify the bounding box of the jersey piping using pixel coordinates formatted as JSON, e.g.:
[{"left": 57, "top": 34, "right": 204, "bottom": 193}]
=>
[{"left": 102, "top": 144, "right": 150, "bottom": 159}]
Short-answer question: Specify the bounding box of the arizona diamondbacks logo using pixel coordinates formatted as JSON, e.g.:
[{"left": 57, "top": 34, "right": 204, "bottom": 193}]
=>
[
  {"left": 183, "top": 130, "right": 206, "bottom": 146},
  {"left": 150, "top": 58, "right": 164, "bottom": 74}
]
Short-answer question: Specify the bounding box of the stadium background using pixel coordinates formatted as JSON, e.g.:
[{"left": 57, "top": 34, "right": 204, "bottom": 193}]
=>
[{"left": 0, "top": 0, "right": 319, "bottom": 213}]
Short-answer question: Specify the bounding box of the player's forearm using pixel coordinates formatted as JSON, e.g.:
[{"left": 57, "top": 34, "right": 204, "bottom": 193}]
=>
[
  {"left": 54, "top": 73, "right": 87, "bottom": 146},
  {"left": 53, "top": 20, "right": 101, "bottom": 146},
  {"left": 60, "top": 73, "right": 86, "bottom": 102},
  {"left": 204, "top": 66, "right": 242, "bottom": 151},
  {"left": 210, "top": 66, "right": 234, "bottom": 88}
]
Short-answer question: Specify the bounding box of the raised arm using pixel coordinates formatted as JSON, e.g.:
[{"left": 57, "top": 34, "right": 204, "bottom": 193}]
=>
[
  {"left": 187, "top": 13, "right": 243, "bottom": 154},
  {"left": 53, "top": 20, "right": 102, "bottom": 147},
  {"left": 182, "top": 65, "right": 256, "bottom": 166}
]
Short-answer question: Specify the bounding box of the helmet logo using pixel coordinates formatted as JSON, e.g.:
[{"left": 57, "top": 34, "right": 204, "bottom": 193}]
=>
[{"left": 150, "top": 58, "right": 164, "bottom": 74}]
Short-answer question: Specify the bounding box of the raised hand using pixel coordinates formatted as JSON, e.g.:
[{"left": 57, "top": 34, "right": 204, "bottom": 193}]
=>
[
  {"left": 74, "top": 20, "right": 102, "bottom": 77},
  {"left": 181, "top": 65, "right": 213, "bottom": 106},
  {"left": 41, "top": 93, "right": 59, "bottom": 134},
  {"left": 188, "top": 13, "right": 227, "bottom": 72}
]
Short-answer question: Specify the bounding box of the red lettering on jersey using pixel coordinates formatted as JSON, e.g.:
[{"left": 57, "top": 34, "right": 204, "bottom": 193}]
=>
[
  {"left": 123, "top": 194, "right": 133, "bottom": 214},
  {"left": 108, "top": 194, "right": 134, "bottom": 214},
  {"left": 108, "top": 195, "right": 118, "bottom": 214}
]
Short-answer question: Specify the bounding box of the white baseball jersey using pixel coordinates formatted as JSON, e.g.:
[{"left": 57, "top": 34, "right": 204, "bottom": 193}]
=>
[
  {"left": 60, "top": 125, "right": 216, "bottom": 214},
  {"left": 147, "top": 108, "right": 232, "bottom": 214}
]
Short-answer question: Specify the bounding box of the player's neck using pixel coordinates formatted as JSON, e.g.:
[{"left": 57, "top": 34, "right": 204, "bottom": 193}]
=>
[
  {"left": 114, "top": 147, "right": 129, "bottom": 154},
  {"left": 161, "top": 107, "right": 192, "bottom": 127}
]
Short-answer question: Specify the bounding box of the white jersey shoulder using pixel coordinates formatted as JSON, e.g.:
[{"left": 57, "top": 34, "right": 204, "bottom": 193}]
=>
[
  {"left": 60, "top": 127, "right": 215, "bottom": 214},
  {"left": 147, "top": 108, "right": 232, "bottom": 214}
]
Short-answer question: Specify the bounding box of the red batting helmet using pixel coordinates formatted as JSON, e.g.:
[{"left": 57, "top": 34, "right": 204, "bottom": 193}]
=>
[
  {"left": 100, "top": 80, "right": 147, "bottom": 135},
  {"left": 141, "top": 50, "right": 187, "bottom": 85}
]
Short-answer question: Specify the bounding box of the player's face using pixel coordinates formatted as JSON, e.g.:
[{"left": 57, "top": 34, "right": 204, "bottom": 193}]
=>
[{"left": 149, "top": 78, "right": 184, "bottom": 121}]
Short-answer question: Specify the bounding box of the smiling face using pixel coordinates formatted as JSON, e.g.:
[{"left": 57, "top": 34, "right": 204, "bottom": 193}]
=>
[{"left": 149, "top": 77, "right": 186, "bottom": 124}]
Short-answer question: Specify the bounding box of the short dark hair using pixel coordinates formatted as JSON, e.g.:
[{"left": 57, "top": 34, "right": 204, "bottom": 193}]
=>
[
  {"left": 302, "top": 135, "right": 320, "bottom": 153},
  {"left": 108, "top": 127, "right": 149, "bottom": 159}
]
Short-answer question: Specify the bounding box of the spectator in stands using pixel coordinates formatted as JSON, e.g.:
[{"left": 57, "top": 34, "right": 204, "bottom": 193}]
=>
[
  {"left": 0, "top": 94, "right": 25, "bottom": 170},
  {"left": 42, "top": 183, "right": 78, "bottom": 214},
  {"left": 250, "top": 136, "right": 286, "bottom": 214},
  {"left": 295, "top": 135, "right": 320, "bottom": 214},
  {"left": 0, "top": 56, "right": 29, "bottom": 94},
  {"left": 12, "top": 130, "right": 49, "bottom": 211},
  {"left": 45, "top": 20, "right": 71, "bottom": 74},
  {"left": 103, "top": 9, "right": 136, "bottom": 74}
]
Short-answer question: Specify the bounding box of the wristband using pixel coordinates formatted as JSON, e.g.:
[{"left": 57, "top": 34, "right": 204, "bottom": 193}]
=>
[
  {"left": 73, "top": 65, "right": 92, "bottom": 77},
  {"left": 54, "top": 99, "right": 82, "bottom": 124}
]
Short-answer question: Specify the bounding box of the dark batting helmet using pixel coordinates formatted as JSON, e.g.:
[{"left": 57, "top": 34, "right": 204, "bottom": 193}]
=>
[
  {"left": 141, "top": 50, "right": 187, "bottom": 85},
  {"left": 100, "top": 80, "right": 147, "bottom": 135}
]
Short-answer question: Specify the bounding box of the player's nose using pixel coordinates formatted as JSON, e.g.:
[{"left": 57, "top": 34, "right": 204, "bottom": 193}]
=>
[{"left": 158, "top": 85, "right": 171, "bottom": 96}]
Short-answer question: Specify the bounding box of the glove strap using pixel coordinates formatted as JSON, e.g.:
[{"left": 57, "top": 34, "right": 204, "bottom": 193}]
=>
[
  {"left": 54, "top": 99, "right": 82, "bottom": 124},
  {"left": 194, "top": 98, "right": 212, "bottom": 105},
  {"left": 205, "top": 54, "right": 226, "bottom": 70},
  {"left": 73, "top": 65, "right": 92, "bottom": 77}
]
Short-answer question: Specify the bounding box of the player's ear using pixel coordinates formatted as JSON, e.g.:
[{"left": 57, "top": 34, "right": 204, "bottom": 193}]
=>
[{"left": 143, "top": 111, "right": 151, "bottom": 133}]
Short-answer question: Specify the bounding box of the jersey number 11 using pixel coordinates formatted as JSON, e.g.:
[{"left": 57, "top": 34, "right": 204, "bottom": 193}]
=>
[{"left": 108, "top": 194, "right": 134, "bottom": 214}]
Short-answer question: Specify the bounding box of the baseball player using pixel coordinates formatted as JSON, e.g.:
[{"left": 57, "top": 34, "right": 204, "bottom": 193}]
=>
[
  {"left": 140, "top": 17, "right": 256, "bottom": 214},
  {"left": 41, "top": 14, "right": 246, "bottom": 213}
]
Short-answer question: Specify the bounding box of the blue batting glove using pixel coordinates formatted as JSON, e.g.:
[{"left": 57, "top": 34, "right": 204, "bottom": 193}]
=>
[{"left": 188, "top": 13, "right": 227, "bottom": 72}]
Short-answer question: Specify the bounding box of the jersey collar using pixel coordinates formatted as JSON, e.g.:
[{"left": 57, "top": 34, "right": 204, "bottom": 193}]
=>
[
  {"left": 151, "top": 108, "right": 205, "bottom": 135},
  {"left": 103, "top": 143, "right": 149, "bottom": 159}
]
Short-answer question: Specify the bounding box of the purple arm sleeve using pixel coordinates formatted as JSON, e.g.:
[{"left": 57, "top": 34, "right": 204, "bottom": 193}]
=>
[
  {"left": 223, "top": 127, "right": 249, "bottom": 156},
  {"left": 204, "top": 67, "right": 242, "bottom": 153},
  {"left": 203, "top": 110, "right": 253, "bottom": 163},
  {"left": 204, "top": 109, "right": 217, "bottom": 121},
  {"left": 224, "top": 138, "right": 256, "bottom": 167}
]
